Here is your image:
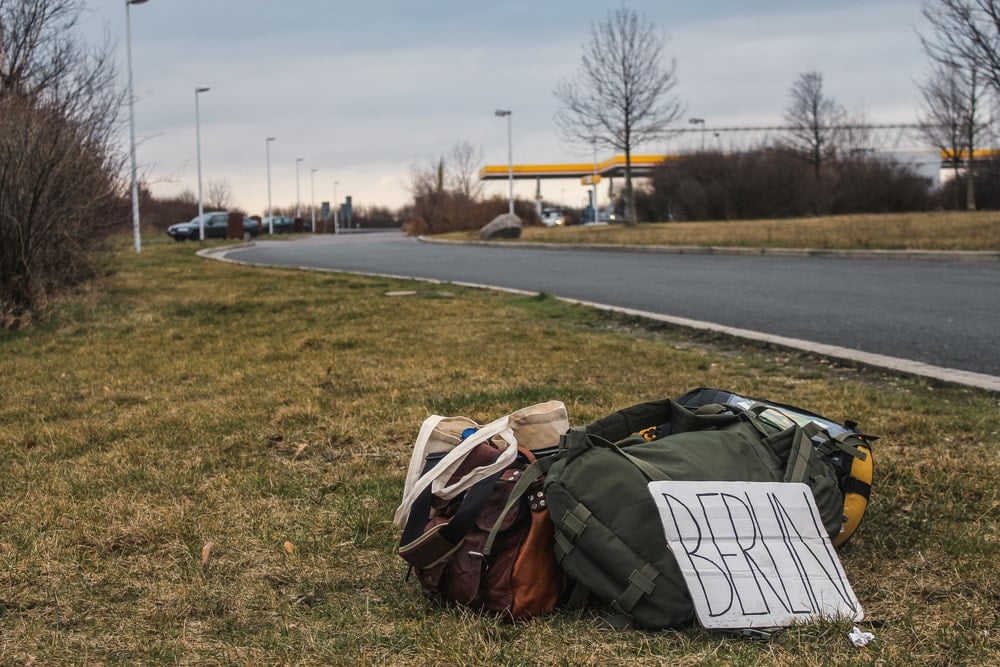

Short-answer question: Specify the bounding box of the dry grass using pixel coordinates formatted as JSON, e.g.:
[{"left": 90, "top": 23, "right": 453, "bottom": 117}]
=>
[
  {"left": 0, "top": 236, "right": 998, "bottom": 664},
  {"left": 482, "top": 211, "right": 1000, "bottom": 251}
]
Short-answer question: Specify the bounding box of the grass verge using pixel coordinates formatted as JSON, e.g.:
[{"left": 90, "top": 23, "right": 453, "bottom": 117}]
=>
[
  {"left": 449, "top": 211, "right": 1000, "bottom": 252},
  {"left": 1, "top": 237, "right": 998, "bottom": 664}
]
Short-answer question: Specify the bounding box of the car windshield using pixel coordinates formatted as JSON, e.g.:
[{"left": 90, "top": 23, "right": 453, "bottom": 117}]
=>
[{"left": 190, "top": 213, "right": 223, "bottom": 223}]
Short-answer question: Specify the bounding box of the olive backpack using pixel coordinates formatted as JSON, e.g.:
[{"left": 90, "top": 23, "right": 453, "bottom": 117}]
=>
[{"left": 542, "top": 390, "right": 874, "bottom": 629}]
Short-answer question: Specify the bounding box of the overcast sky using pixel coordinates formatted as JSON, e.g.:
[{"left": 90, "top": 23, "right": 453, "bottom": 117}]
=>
[{"left": 82, "top": 0, "right": 928, "bottom": 216}]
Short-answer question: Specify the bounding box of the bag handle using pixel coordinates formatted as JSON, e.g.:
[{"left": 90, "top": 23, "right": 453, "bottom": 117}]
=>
[
  {"left": 393, "top": 414, "right": 517, "bottom": 529},
  {"left": 562, "top": 427, "right": 670, "bottom": 482},
  {"left": 397, "top": 414, "right": 453, "bottom": 512},
  {"left": 585, "top": 398, "right": 740, "bottom": 444},
  {"left": 394, "top": 401, "right": 567, "bottom": 530}
]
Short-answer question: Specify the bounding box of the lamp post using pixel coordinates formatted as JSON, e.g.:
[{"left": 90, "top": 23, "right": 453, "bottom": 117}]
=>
[
  {"left": 295, "top": 157, "right": 304, "bottom": 220},
  {"left": 194, "top": 86, "right": 210, "bottom": 240},
  {"left": 310, "top": 168, "right": 317, "bottom": 232},
  {"left": 265, "top": 137, "right": 275, "bottom": 234},
  {"left": 333, "top": 181, "right": 339, "bottom": 231},
  {"left": 125, "top": 0, "right": 149, "bottom": 254},
  {"left": 494, "top": 109, "right": 513, "bottom": 215},
  {"left": 592, "top": 138, "right": 599, "bottom": 224},
  {"left": 689, "top": 117, "right": 706, "bottom": 151}
]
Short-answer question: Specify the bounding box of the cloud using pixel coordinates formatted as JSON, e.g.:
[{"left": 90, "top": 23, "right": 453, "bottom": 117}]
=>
[{"left": 84, "top": 0, "right": 932, "bottom": 215}]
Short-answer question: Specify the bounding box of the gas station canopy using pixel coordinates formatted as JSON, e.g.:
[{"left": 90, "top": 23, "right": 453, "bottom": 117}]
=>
[{"left": 478, "top": 154, "right": 678, "bottom": 181}]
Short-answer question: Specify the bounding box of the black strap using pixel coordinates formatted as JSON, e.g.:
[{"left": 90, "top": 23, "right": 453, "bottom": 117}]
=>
[
  {"left": 400, "top": 484, "right": 436, "bottom": 548},
  {"left": 841, "top": 476, "right": 872, "bottom": 501},
  {"left": 399, "top": 453, "right": 452, "bottom": 547},
  {"left": 399, "top": 470, "right": 503, "bottom": 551}
]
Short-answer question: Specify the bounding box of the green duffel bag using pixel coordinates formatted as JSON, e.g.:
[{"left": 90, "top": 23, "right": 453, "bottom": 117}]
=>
[{"left": 543, "top": 397, "right": 858, "bottom": 630}]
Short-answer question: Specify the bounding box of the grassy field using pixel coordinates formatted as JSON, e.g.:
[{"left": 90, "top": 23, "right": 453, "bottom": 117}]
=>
[
  {"left": 456, "top": 211, "right": 1000, "bottom": 251},
  {"left": 1, "top": 235, "right": 998, "bottom": 664}
]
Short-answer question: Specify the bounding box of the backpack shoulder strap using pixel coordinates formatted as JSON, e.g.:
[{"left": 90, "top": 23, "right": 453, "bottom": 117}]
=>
[
  {"left": 585, "top": 399, "right": 740, "bottom": 443},
  {"left": 480, "top": 456, "right": 553, "bottom": 557},
  {"left": 783, "top": 425, "right": 817, "bottom": 485}
]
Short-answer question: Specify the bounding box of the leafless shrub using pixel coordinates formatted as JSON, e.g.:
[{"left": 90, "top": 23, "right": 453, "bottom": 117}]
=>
[
  {"left": 0, "top": 0, "right": 127, "bottom": 323},
  {"left": 643, "top": 148, "right": 931, "bottom": 222},
  {"left": 0, "top": 95, "right": 123, "bottom": 321},
  {"left": 141, "top": 190, "right": 198, "bottom": 231}
]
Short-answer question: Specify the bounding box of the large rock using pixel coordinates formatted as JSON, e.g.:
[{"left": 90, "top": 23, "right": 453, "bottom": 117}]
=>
[{"left": 479, "top": 213, "right": 522, "bottom": 240}]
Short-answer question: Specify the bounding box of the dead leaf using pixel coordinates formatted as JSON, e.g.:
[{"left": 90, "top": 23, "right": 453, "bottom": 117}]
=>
[
  {"left": 292, "top": 443, "right": 308, "bottom": 460},
  {"left": 283, "top": 540, "right": 295, "bottom": 554},
  {"left": 201, "top": 541, "right": 215, "bottom": 567}
]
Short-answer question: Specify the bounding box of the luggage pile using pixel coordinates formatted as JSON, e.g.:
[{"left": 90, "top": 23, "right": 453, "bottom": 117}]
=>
[{"left": 394, "top": 388, "right": 874, "bottom": 630}]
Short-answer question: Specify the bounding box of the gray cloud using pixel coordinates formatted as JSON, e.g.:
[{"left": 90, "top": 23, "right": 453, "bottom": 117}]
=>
[{"left": 84, "top": 0, "right": 927, "bottom": 214}]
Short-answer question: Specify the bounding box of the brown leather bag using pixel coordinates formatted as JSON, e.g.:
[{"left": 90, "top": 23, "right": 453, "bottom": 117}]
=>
[{"left": 398, "top": 442, "right": 563, "bottom": 620}]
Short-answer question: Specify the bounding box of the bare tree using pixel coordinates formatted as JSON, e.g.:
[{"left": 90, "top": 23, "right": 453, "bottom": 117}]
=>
[
  {"left": 920, "top": 1, "right": 1000, "bottom": 91},
  {"left": 919, "top": 1, "right": 995, "bottom": 210},
  {"left": 782, "top": 71, "right": 845, "bottom": 181},
  {"left": 447, "top": 140, "right": 484, "bottom": 200},
  {"left": 918, "top": 62, "right": 986, "bottom": 208},
  {"left": 0, "top": 0, "right": 125, "bottom": 322},
  {"left": 554, "top": 5, "right": 684, "bottom": 223},
  {"left": 1, "top": 0, "right": 121, "bottom": 142},
  {"left": 206, "top": 178, "right": 234, "bottom": 211},
  {"left": 836, "top": 107, "right": 878, "bottom": 158}
]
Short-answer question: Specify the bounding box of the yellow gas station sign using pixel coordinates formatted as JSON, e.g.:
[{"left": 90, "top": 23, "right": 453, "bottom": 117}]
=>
[{"left": 581, "top": 174, "right": 602, "bottom": 185}]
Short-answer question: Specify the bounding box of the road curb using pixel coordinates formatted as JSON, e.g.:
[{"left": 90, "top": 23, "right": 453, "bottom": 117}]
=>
[
  {"left": 417, "top": 236, "right": 1000, "bottom": 263},
  {"left": 560, "top": 298, "right": 1000, "bottom": 393}
]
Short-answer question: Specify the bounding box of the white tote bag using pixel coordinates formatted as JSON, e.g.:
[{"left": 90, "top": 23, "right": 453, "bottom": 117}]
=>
[{"left": 393, "top": 400, "right": 569, "bottom": 530}]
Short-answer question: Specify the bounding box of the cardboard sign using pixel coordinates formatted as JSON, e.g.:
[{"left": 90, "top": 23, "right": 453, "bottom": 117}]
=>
[{"left": 648, "top": 480, "right": 863, "bottom": 629}]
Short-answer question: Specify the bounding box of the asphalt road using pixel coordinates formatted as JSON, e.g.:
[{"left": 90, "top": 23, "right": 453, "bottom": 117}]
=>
[{"left": 221, "top": 232, "right": 1000, "bottom": 388}]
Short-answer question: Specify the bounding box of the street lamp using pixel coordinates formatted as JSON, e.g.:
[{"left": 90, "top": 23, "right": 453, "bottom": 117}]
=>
[
  {"left": 494, "top": 109, "right": 513, "bottom": 215},
  {"left": 592, "top": 138, "right": 599, "bottom": 224},
  {"left": 125, "top": 0, "right": 150, "bottom": 254},
  {"left": 265, "top": 137, "right": 275, "bottom": 234},
  {"left": 333, "top": 181, "right": 339, "bottom": 231},
  {"left": 295, "top": 157, "right": 304, "bottom": 220},
  {"left": 310, "top": 168, "right": 317, "bottom": 233},
  {"left": 194, "top": 86, "right": 210, "bottom": 240},
  {"left": 689, "top": 117, "right": 706, "bottom": 152}
]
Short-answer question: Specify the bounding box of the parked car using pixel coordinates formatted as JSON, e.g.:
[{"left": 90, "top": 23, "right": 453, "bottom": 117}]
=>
[
  {"left": 261, "top": 215, "right": 294, "bottom": 233},
  {"left": 167, "top": 212, "right": 259, "bottom": 241},
  {"left": 599, "top": 208, "right": 628, "bottom": 224},
  {"left": 541, "top": 208, "right": 566, "bottom": 227}
]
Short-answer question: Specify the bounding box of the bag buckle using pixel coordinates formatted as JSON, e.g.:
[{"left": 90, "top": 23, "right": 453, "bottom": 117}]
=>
[{"left": 467, "top": 550, "right": 490, "bottom": 572}]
